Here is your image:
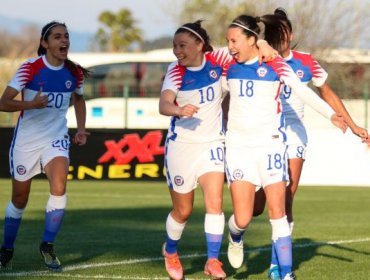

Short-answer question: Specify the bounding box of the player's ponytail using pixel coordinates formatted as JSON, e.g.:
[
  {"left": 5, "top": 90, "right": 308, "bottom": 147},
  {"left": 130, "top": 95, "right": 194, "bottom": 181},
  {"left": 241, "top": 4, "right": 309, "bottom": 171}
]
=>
[
  {"left": 254, "top": 13, "right": 289, "bottom": 52},
  {"left": 274, "top": 7, "right": 292, "bottom": 33},
  {"left": 273, "top": 7, "right": 297, "bottom": 50},
  {"left": 65, "top": 59, "right": 91, "bottom": 78}
]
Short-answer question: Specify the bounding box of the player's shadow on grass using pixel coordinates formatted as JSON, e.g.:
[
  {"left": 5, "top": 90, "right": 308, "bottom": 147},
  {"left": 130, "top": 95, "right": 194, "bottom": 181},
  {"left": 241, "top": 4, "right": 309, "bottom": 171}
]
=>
[
  {"left": 230, "top": 237, "right": 370, "bottom": 279},
  {"left": 0, "top": 206, "right": 172, "bottom": 272},
  {"left": 2, "top": 206, "right": 369, "bottom": 276},
  {"left": 61, "top": 207, "right": 172, "bottom": 263}
]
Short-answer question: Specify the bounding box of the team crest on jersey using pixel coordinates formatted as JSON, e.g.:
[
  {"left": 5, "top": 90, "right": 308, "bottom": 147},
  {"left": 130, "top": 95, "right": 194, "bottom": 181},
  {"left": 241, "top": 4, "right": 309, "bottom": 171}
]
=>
[
  {"left": 65, "top": 80, "right": 72, "bottom": 89},
  {"left": 233, "top": 169, "right": 244, "bottom": 180},
  {"left": 209, "top": 70, "right": 218, "bottom": 79},
  {"left": 257, "top": 67, "right": 268, "bottom": 77},
  {"left": 296, "top": 70, "right": 304, "bottom": 78},
  {"left": 16, "top": 165, "right": 26, "bottom": 175},
  {"left": 174, "top": 175, "right": 184, "bottom": 186}
]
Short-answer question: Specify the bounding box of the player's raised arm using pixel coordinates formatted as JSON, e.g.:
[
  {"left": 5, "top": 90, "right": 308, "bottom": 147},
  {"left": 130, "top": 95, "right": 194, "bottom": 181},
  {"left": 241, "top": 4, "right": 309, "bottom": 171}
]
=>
[{"left": 318, "top": 82, "right": 368, "bottom": 139}]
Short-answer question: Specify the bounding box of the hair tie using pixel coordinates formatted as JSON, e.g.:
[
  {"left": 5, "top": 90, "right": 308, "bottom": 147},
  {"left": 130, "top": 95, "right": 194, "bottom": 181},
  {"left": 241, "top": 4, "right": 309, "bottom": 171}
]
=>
[
  {"left": 231, "top": 22, "right": 259, "bottom": 37},
  {"left": 42, "top": 23, "right": 60, "bottom": 40},
  {"left": 180, "top": 26, "right": 205, "bottom": 43}
]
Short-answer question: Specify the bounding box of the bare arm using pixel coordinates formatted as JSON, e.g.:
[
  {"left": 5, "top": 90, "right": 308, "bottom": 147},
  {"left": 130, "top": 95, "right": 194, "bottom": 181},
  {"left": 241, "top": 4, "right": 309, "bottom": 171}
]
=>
[
  {"left": 283, "top": 76, "right": 347, "bottom": 132},
  {"left": 318, "top": 82, "right": 368, "bottom": 140},
  {"left": 72, "top": 93, "right": 89, "bottom": 145},
  {"left": 159, "top": 89, "right": 199, "bottom": 117},
  {"left": 0, "top": 86, "right": 48, "bottom": 112}
]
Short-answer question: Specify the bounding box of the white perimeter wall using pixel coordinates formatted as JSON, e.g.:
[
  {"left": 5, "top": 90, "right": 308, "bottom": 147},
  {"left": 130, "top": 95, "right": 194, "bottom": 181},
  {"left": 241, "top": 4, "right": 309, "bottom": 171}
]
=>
[{"left": 300, "top": 101, "right": 370, "bottom": 187}]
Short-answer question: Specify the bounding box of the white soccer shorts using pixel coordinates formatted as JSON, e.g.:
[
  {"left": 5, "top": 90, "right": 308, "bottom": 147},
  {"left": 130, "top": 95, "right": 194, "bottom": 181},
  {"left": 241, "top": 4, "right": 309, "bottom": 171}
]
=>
[
  {"left": 285, "top": 118, "right": 308, "bottom": 146},
  {"left": 286, "top": 143, "right": 307, "bottom": 160},
  {"left": 225, "top": 140, "right": 288, "bottom": 188},
  {"left": 10, "top": 136, "right": 70, "bottom": 181},
  {"left": 165, "top": 139, "right": 225, "bottom": 194}
]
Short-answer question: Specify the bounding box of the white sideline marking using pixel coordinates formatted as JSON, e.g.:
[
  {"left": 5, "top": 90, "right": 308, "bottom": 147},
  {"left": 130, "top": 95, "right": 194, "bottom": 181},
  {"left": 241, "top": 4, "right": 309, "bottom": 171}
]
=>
[{"left": 1, "top": 237, "right": 369, "bottom": 278}]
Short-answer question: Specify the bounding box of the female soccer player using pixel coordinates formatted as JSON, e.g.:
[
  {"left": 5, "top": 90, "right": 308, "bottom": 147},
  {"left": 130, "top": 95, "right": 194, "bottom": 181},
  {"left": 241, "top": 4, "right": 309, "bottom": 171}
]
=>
[
  {"left": 255, "top": 8, "right": 369, "bottom": 279},
  {"left": 0, "top": 21, "right": 89, "bottom": 271},
  {"left": 223, "top": 14, "right": 347, "bottom": 280},
  {"left": 159, "top": 20, "right": 276, "bottom": 280},
  {"left": 159, "top": 21, "right": 229, "bottom": 280}
]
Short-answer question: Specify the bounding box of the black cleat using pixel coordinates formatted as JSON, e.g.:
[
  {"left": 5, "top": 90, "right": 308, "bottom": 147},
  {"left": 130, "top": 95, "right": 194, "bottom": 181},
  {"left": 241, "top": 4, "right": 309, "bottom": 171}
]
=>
[
  {"left": 39, "top": 242, "right": 61, "bottom": 271},
  {"left": 0, "top": 246, "right": 14, "bottom": 269}
]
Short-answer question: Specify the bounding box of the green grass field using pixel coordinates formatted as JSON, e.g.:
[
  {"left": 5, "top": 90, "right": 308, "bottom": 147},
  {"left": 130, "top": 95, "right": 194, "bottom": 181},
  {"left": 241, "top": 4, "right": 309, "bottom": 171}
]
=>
[{"left": 0, "top": 179, "right": 369, "bottom": 279}]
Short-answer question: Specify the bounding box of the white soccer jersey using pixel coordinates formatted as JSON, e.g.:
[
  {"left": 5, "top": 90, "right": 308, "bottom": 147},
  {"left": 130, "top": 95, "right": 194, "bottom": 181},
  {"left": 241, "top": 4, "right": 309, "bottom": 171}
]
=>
[
  {"left": 225, "top": 56, "right": 289, "bottom": 146},
  {"left": 225, "top": 55, "right": 333, "bottom": 147},
  {"left": 281, "top": 50, "right": 328, "bottom": 145},
  {"left": 161, "top": 48, "right": 232, "bottom": 143},
  {"left": 281, "top": 50, "right": 328, "bottom": 121},
  {"left": 8, "top": 55, "right": 84, "bottom": 151}
]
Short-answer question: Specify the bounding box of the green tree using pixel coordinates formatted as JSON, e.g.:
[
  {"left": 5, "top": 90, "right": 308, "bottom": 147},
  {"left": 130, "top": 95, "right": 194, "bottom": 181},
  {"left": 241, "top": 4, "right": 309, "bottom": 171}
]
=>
[{"left": 94, "top": 8, "right": 143, "bottom": 52}]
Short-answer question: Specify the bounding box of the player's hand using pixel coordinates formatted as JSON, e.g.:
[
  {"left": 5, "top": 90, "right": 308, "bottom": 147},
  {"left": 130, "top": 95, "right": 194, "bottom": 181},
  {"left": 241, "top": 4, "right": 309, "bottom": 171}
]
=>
[
  {"left": 178, "top": 104, "right": 199, "bottom": 117},
  {"left": 31, "top": 87, "right": 48, "bottom": 109},
  {"left": 257, "top": 40, "right": 279, "bottom": 64},
  {"left": 362, "top": 137, "right": 370, "bottom": 144},
  {"left": 350, "top": 125, "right": 368, "bottom": 140},
  {"left": 331, "top": 114, "right": 348, "bottom": 133},
  {"left": 73, "top": 130, "right": 90, "bottom": 146}
]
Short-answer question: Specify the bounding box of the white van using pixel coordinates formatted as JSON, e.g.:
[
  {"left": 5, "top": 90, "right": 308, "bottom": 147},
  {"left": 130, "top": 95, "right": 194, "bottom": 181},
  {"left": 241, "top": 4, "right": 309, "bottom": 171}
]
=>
[{"left": 67, "top": 49, "right": 176, "bottom": 129}]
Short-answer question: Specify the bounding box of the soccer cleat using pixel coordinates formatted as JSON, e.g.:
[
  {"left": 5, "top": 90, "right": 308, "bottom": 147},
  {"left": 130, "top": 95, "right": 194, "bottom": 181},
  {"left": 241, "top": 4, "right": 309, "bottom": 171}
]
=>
[
  {"left": 39, "top": 242, "right": 61, "bottom": 271},
  {"left": 227, "top": 233, "right": 244, "bottom": 269},
  {"left": 162, "top": 243, "right": 183, "bottom": 280},
  {"left": 0, "top": 246, "right": 14, "bottom": 269},
  {"left": 268, "top": 265, "right": 281, "bottom": 280},
  {"left": 282, "top": 272, "right": 296, "bottom": 280},
  {"left": 204, "top": 258, "right": 226, "bottom": 279}
]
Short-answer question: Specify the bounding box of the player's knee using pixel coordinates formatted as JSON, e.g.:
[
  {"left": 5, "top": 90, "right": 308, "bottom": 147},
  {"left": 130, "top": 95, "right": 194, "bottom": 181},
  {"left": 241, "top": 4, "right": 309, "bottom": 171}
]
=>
[
  {"left": 12, "top": 194, "right": 29, "bottom": 209},
  {"left": 268, "top": 207, "right": 285, "bottom": 220},
  {"left": 51, "top": 189, "right": 66, "bottom": 196},
  {"left": 205, "top": 201, "right": 223, "bottom": 214},
  {"left": 50, "top": 182, "right": 67, "bottom": 196},
  {"left": 172, "top": 207, "right": 192, "bottom": 223},
  {"left": 234, "top": 214, "right": 251, "bottom": 229}
]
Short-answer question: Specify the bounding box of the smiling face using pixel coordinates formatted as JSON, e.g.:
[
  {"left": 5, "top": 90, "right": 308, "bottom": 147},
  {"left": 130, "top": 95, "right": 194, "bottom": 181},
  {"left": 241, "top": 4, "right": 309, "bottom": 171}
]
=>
[
  {"left": 41, "top": 25, "right": 70, "bottom": 66},
  {"left": 173, "top": 32, "right": 203, "bottom": 67},
  {"left": 226, "top": 27, "right": 258, "bottom": 63}
]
